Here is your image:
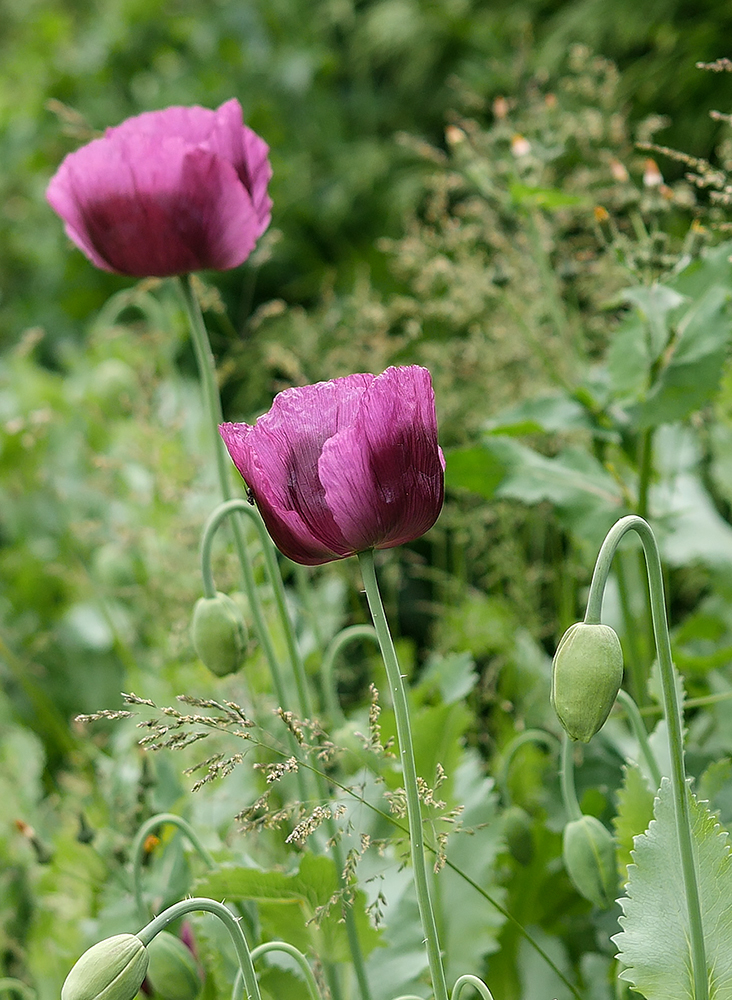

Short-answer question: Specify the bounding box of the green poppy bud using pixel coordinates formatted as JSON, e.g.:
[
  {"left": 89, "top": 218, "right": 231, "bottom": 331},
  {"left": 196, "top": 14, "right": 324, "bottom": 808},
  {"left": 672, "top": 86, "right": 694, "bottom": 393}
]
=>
[
  {"left": 190, "top": 592, "right": 247, "bottom": 677},
  {"left": 61, "top": 934, "right": 148, "bottom": 1000},
  {"left": 145, "top": 932, "right": 201, "bottom": 1000},
  {"left": 551, "top": 622, "right": 623, "bottom": 742},
  {"left": 562, "top": 815, "right": 617, "bottom": 909},
  {"left": 502, "top": 805, "right": 534, "bottom": 866}
]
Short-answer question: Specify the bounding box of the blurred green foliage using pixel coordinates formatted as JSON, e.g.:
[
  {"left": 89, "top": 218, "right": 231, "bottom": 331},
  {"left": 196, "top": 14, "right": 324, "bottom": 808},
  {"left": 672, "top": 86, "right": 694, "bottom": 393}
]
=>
[
  {"left": 5, "top": 2, "right": 732, "bottom": 999},
  {"left": 3, "top": 0, "right": 732, "bottom": 351}
]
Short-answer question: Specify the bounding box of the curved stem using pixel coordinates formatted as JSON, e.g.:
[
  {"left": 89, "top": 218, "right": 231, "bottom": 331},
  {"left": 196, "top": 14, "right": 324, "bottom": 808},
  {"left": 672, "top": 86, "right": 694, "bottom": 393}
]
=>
[
  {"left": 321, "top": 625, "right": 380, "bottom": 726},
  {"left": 250, "top": 942, "right": 321, "bottom": 1000},
  {"left": 451, "top": 975, "right": 495, "bottom": 1000},
  {"left": 176, "top": 279, "right": 289, "bottom": 703},
  {"left": 584, "top": 514, "right": 708, "bottom": 1000},
  {"left": 616, "top": 689, "right": 663, "bottom": 789},
  {"left": 0, "top": 981, "right": 35, "bottom": 1000},
  {"left": 131, "top": 813, "right": 215, "bottom": 922},
  {"left": 495, "top": 729, "right": 560, "bottom": 804},
  {"left": 198, "top": 502, "right": 372, "bottom": 1000},
  {"left": 559, "top": 734, "right": 582, "bottom": 822},
  {"left": 358, "top": 549, "right": 449, "bottom": 1000},
  {"left": 137, "top": 898, "right": 261, "bottom": 1000}
]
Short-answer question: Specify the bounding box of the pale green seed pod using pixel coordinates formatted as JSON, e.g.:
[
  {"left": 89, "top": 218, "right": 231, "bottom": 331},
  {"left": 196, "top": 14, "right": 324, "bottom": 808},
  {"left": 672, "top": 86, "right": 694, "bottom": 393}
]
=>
[
  {"left": 190, "top": 592, "right": 247, "bottom": 677},
  {"left": 145, "top": 932, "right": 201, "bottom": 1000},
  {"left": 562, "top": 814, "right": 617, "bottom": 909},
  {"left": 551, "top": 622, "right": 623, "bottom": 742},
  {"left": 61, "top": 934, "right": 148, "bottom": 1000}
]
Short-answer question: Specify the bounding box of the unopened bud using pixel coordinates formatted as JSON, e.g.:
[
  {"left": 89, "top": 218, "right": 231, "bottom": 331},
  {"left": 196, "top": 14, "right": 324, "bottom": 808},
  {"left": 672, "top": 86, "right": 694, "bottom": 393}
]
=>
[
  {"left": 145, "top": 932, "right": 201, "bottom": 1000},
  {"left": 191, "top": 593, "right": 247, "bottom": 677},
  {"left": 62, "top": 934, "right": 148, "bottom": 1000},
  {"left": 551, "top": 622, "right": 623, "bottom": 742},
  {"left": 562, "top": 815, "right": 617, "bottom": 908}
]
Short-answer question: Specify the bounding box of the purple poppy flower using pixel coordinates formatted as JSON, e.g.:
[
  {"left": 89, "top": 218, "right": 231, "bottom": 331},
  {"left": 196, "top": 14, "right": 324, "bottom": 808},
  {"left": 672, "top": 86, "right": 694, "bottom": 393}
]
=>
[
  {"left": 47, "top": 99, "right": 272, "bottom": 277},
  {"left": 220, "top": 366, "right": 445, "bottom": 566}
]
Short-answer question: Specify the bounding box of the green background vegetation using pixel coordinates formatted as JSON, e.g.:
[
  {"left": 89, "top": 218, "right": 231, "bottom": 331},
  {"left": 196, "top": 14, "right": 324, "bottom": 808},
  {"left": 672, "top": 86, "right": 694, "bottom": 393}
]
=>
[{"left": 4, "top": 2, "right": 732, "bottom": 999}]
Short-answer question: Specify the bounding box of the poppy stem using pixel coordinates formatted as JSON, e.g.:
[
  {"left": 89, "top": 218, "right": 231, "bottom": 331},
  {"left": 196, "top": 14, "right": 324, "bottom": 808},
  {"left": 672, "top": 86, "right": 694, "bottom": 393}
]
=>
[
  {"left": 358, "top": 549, "right": 449, "bottom": 1000},
  {"left": 584, "top": 515, "right": 708, "bottom": 1000},
  {"left": 137, "top": 897, "right": 262, "bottom": 1000},
  {"left": 178, "top": 278, "right": 371, "bottom": 1000}
]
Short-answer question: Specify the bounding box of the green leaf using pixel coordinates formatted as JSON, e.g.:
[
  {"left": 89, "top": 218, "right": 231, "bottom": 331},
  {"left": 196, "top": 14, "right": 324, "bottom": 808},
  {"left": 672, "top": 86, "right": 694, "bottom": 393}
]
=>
[
  {"left": 509, "top": 183, "right": 586, "bottom": 209},
  {"left": 613, "top": 779, "right": 732, "bottom": 998},
  {"left": 634, "top": 284, "right": 731, "bottom": 428},
  {"left": 613, "top": 763, "right": 655, "bottom": 882},
  {"left": 418, "top": 651, "right": 477, "bottom": 705},
  {"left": 484, "top": 394, "right": 596, "bottom": 436},
  {"left": 192, "top": 854, "right": 380, "bottom": 962},
  {"left": 444, "top": 445, "right": 506, "bottom": 499},
  {"left": 621, "top": 284, "right": 687, "bottom": 358},
  {"left": 485, "top": 437, "right": 625, "bottom": 547}
]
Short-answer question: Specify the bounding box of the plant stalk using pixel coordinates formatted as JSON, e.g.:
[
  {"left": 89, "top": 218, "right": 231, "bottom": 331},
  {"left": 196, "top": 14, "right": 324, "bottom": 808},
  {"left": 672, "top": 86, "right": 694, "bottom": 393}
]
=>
[
  {"left": 358, "top": 548, "right": 449, "bottom": 1000},
  {"left": 585, "top": 515, "right": 708, "bottom": 1000},
  {"left": 137, "top": 898, "right": 261, "bottom": 1000}
]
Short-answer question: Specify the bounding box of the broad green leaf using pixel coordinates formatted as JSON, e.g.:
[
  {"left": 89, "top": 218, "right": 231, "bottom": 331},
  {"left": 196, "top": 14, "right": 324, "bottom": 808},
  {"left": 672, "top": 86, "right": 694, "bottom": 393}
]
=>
[
  {"left": 444, "top": 445, "right": 506, "bottom": 499},
  {"left": 621, "top": 284, "right": 687, "bottom": 358},
  {"left": 193, "top": 854, "right": 380, "bottom": 961},
  {"left": 485, "top": 437, "right": 625, "bottom": 547},
  {"left": 484, "top": 393, "right": 597, "bottom": 436},
  {"left": 613, "top": 763, "right": 655, "bottom": 882},
  {"left": 614, "top": 779, "right": 732, "bottom": 998},
  {"left": 418, "top": 650, "right": 477, "bottom": 704},
  {"left": 635, "top": 284, "right": 731, "bottom": 429}
]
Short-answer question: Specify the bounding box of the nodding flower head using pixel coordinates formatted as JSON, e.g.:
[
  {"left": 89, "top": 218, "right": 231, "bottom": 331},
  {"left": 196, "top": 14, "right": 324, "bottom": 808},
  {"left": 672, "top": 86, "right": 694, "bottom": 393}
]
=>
[{"left": 61, "top": 934, "right": 149, "bottom": 1000}]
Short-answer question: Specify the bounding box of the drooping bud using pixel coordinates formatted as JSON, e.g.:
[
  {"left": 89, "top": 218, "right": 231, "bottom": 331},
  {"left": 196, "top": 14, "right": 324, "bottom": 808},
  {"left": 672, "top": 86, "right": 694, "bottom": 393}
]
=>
[
  {"left": 551, "top": 622, "right": 623, "bottom": 742},
  {"left": 61, "top": 934, "right": 148, "bottom": 1000},
  {"left": 190, "top": 592, "right": 247, "bottom": 677},
  {"left": 502, "top": 805, "right": 534, "bottom": 866},
  {"left": 562, "top": 815, "right": 617, "bottom": 909},
  {"left": 145, "top": 932, "right": 202, "bottom": 1000}
]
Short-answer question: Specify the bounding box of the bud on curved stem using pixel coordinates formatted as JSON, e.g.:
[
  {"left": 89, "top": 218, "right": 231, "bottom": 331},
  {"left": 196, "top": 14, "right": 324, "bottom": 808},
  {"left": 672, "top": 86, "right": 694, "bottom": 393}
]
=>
[
  {"left": 551, "top": 622, "right": 623, "bottom": 742},
  {"left": 62, "top": 935, "right": 148, "bottom": 1000},
  {"left": 582, "top": 515, "right": 708, "bottom": 1000}
]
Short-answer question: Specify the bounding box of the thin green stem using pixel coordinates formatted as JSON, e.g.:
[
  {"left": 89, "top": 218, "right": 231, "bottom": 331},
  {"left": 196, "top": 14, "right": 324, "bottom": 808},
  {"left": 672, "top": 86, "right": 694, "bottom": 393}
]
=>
[
  {"left": 179, "top": 281, "right": 309, "bottom": 808},
  {"left": 137, "top": 898, "right": 261, "bottom": 1000},
  {"left": 321, "top": 625, "right": 380, "bottom": 726},
  {"left": 584, "top": 515, "right": 708, "bottom": 1000},
  {"left": 0, "top": 980, "right": 35, "bottom": 1000},
  {"left": 636, "top": 428, "right": 654, "bottom": 521},
  {"left": 559, "top": 734, "right": 582, "bottom": 822},
  {"left": 131, "top": 813, "right": 215, "bottom": 923},
  {"left": 616, "top": 689, "right": 662, "bottom": 789},
  {"left": 451, "top": 975, "right": 495, "bottom": 1000},
  {"left": 250, "top": 942, "right": 322, "bottom": 1000},
  {"left": 358, "top": 549, "right": 449, "bottom": 1000}
]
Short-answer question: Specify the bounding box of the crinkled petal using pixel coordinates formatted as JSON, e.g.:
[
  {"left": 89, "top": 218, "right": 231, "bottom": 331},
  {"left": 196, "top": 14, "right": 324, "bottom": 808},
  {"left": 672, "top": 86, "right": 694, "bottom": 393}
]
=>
[
  {"left": 318, "top": 366, "right": 444, "bottom": 552},
  {"left": 109, "top": 100, "right": 272, "bottom": 235},
  {"left": 47, "top": 131, "right": 261, "bottom": 276},
  {"left": 219, "top": 373, "right": 374, "bottom": 565}
]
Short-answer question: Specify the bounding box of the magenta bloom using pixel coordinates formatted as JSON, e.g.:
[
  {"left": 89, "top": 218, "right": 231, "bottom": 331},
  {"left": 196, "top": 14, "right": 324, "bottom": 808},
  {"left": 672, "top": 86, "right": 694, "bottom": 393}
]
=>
[
  {"left": 220, "top": 366, "right": 445, "bottom": 566},
  {"left": 47, "top": 99, "right": 272, "bottom": 277}
]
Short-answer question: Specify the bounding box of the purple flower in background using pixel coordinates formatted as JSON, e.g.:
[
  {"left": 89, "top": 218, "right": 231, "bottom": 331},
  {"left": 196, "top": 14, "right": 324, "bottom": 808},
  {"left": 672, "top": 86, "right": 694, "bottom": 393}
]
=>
[
  {"left": 220, "top": 366, "right": 445, "bottom": 566},
  {"left": 47, "top": 99, "right": 272, "bottom": 277}
]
